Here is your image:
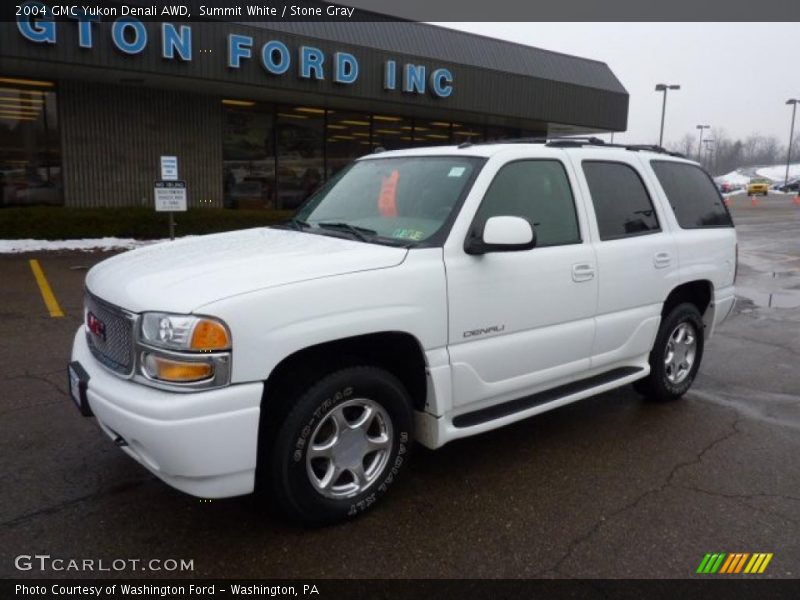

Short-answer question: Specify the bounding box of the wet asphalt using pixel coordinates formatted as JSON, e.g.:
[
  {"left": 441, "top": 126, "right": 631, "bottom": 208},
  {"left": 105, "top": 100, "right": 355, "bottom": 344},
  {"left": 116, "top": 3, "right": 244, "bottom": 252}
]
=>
[{"left": 0, "top": 193, "right": 799, "bottom": 579}]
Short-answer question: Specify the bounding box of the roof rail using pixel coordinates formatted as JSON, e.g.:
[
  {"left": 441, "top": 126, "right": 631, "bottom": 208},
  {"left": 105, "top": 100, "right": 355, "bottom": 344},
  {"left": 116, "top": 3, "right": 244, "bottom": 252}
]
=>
[{"left": 457, "top": 136, "right": 685, "bottom": 157}]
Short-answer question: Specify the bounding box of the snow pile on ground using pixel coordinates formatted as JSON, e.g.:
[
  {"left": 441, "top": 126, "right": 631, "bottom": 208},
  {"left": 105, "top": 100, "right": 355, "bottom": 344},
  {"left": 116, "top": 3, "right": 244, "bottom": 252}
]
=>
[
  {"left": 755, "top": 163, "right": 800, "bottom": 182},
  {"left": 717, "top": 163, "right": 800, "bottom": 186},
  {"left": 0, "top": 237, "right": 168, "bottom": 254},
  {"left": 715, "top": 170, "right": 751, "bottom": 186}
]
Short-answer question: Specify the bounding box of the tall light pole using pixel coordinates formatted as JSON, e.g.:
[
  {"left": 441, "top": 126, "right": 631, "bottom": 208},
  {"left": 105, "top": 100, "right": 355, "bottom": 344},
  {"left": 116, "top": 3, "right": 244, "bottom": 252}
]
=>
[
  {"left": 655, "top": 83, "right": 680, "bottom": 147},
  {"left": 702, "top": 139, "right": 715, "bottom": 174},
  {"left": 696, "top": 124, "right": 710, "bottom": 162},
  {"left": 785, "top": 99, "right": 798, "bottom": 186}
]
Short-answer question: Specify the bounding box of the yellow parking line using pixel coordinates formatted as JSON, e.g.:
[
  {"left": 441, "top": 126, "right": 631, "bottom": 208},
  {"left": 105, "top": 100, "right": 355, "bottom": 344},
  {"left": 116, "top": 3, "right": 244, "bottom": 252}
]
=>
[{"left": 29, "top": 259, "right": 64, "bottom": 318}]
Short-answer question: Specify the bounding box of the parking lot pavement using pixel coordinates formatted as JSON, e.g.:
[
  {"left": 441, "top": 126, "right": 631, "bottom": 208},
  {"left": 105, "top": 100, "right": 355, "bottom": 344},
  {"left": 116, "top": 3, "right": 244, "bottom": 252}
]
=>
[{"left": 1, "top": 194, "right": 799, "bottom": 580}]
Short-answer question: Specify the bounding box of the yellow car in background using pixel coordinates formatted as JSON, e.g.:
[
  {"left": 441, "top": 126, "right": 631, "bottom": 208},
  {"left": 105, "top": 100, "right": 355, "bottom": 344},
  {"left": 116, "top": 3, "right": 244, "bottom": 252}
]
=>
[{"left": 746, "top": 178, "right": 770, "bottom": 196}]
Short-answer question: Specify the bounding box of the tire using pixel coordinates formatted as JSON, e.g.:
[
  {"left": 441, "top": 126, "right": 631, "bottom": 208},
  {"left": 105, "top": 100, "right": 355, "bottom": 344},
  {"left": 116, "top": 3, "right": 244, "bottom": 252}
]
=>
[
  {"left": 634, "top": 302, "right": 705, "bottom": 402},
  {"left": 269, "top": 366, "right": 413, "bottom": 525}
]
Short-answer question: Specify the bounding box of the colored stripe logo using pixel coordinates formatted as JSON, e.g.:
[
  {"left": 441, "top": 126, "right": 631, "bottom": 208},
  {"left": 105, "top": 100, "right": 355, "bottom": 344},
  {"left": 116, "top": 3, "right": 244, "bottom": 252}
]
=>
[{"left": 696, "top": 553, "right": 773, "bottom": 574}]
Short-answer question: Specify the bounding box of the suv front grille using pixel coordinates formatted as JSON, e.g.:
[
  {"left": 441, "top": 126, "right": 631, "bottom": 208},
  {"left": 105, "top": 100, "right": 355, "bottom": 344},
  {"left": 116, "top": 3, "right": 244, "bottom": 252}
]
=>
[{"left": 84, "top": 292, "right": 135, "bottom": 376}]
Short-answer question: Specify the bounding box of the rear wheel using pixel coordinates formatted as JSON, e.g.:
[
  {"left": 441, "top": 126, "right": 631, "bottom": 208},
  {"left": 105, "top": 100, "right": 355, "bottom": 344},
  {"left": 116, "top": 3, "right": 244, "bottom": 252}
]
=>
[
  {"left": 634, "top": 303, "right": 704, "bottom": 402},
  {"left": 268, "top": 366, "right": 413, "bottom": 525}
]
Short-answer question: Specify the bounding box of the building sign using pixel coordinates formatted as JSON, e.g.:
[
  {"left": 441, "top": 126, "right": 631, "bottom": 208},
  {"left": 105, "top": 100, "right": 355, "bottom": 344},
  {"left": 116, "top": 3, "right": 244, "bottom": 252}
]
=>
[
  {"left": 15, "top": 7, "right": 454, "bottom": 98},
  {"left": 154, "top": 180, "right": 187, "bottom": 212}
]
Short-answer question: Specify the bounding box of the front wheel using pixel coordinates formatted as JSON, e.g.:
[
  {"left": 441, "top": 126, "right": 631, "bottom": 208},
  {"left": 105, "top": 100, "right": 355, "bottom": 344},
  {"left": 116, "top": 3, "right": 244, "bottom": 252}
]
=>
[
  {"left": 269, "top": 366, "right": 413, "bottom": 525},
  {"left": 634, "top": 303, "right": 705, "bottom": 402}
]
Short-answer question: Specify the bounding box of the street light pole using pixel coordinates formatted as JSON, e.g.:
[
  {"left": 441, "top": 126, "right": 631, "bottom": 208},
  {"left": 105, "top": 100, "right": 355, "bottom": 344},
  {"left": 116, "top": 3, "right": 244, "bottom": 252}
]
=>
[
  {"left": 696, "top": 124, "right": 710, "bottom": 162},
  {"left": 785, "top": 99, "right": 798, "bottom": 186},
  {"left": 703, "top": 139, "right": 715, "bottom": 174},
  {"left": 655, "top": 83, "right": 681, "bottom": 147}
]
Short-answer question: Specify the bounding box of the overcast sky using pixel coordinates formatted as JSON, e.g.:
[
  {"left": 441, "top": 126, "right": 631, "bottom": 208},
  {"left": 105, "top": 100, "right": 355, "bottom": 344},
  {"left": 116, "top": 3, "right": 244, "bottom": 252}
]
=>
[{"left": 436, "top": 22, "right": 798, "bottom": 147}]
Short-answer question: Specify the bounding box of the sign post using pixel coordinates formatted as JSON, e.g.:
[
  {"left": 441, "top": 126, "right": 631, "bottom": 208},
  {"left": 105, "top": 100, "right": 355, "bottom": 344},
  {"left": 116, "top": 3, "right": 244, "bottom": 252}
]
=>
[
  {"left": 154, "top": 180, "right": 187, "bottom": 240},
  {"left": 156, "top": 155, "right": 183, "bottom": 240}
]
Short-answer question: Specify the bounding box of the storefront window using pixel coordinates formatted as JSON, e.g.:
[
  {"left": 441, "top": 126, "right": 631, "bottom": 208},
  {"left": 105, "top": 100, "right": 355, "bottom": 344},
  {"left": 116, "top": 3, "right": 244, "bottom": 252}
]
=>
[
  {"left": 276, "top": 106, "right": 324, "bottom": 210},
  {"left": 0, "top": 79, "right": 61, "bottom": 207},
  {"left": 326, "top": 111, "right": 371, "bottom": 179},
  {"left": 222, "top": 101, "right": 536, "bottom": 211},
  {"left": 372, "top": 114, "right": 413, "bottom": 151},
  {"left": 486, "top": 125, "right": 520, "bottom": 142},
  {"left": 414, "top": 120, "right": 452, "bottom": 146},
  {"left": 222, "top": 101, "right": 275, "bottom": 209},
  {"left": 452, "top": 122, "right": 484, "bottom": 144}
]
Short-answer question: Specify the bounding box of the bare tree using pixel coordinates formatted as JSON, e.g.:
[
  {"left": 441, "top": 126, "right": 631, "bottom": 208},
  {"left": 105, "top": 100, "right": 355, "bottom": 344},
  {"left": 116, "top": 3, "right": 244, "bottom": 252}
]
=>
[
  {"left": 669, "top": 133, "right": 696, "bottom": 157},
  {"left": 670, "top": 128, "right": 792, "bottom": 176}
]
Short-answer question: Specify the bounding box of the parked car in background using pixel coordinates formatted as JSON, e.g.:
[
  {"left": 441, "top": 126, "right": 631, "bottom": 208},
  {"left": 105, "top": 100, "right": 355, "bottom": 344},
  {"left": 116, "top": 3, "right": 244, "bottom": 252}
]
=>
[
  {"left": 778, "top": 178, "right": 800, "bottom": 193},
  {"left": 746, "top": 178, "right": 770, "bottom": 196}
]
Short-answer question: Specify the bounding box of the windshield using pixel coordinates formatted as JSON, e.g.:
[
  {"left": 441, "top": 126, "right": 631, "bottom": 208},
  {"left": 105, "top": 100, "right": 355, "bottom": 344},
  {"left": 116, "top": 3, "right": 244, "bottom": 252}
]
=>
[{"left": 292, "top": 156, "right": 483, "bottom": 246}]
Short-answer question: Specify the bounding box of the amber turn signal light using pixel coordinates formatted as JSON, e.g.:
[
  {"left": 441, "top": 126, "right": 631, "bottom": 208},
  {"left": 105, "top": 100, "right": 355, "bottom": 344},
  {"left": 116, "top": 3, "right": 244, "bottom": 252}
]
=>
[
  {"left": 143, "top": 354, "right": 213, "bottom": 382},
  {"left": 190, "top": 319, "right": 231, "bottom": 351}
]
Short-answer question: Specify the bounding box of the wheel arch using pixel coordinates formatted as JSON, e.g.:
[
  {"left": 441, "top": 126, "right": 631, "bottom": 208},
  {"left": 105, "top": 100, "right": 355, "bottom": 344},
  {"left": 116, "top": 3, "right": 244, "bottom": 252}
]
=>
[
  {"left": 254, "top": 331, "right": 429, "bottom": 495},
  {"left": 261, "top": 330, "right": 429, "bottom": 416},
  {"left": 662, "top": 279, "right": 714, "bottom": 330}
]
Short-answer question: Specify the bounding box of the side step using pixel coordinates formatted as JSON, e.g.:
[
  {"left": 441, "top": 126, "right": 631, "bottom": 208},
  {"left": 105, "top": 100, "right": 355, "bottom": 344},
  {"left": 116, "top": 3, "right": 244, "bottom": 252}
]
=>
[{"left": 452, "top": 366, "right": 644, "bottom": 428}]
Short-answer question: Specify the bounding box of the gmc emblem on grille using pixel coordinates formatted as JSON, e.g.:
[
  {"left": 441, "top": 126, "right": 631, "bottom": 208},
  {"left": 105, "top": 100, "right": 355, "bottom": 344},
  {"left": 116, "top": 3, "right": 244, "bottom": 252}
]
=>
[{"left": 87, "top": 311, "right": 106, "bottom": 341}]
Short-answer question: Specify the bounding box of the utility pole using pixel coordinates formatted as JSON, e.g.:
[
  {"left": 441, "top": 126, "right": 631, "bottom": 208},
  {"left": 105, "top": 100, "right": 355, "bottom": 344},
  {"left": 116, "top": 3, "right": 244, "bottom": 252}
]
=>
[
  {"left": 703, "top": 139, "right": 715, "bottom": 174},
  {"left": 655, "top": 83, "right": 680, "bottom": 147},
  {"left": 785, "top": 99, "right": 798, "bottom": 186},
  {"left": 696, "top": 124, "right": 710, "bottom": 162}
]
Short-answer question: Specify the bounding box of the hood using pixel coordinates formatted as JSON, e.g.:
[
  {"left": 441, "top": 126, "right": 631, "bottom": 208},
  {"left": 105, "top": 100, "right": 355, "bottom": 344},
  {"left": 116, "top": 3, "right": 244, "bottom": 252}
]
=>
[{"left": 86, "top": 228, "right": 407, "bottom": 313}]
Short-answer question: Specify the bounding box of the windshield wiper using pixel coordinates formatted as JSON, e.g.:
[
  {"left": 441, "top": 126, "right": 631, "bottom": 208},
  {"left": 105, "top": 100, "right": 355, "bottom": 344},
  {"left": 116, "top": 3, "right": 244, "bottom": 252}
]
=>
[{"left": 316, "top": 222, "right": 377, "bottom": 242}]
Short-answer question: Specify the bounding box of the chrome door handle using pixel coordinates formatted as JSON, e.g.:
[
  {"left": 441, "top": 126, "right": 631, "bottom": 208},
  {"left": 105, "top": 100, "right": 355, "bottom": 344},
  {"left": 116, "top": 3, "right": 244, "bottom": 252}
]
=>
[
  {"left": 654, "top": 251, "right": 672, "bottom": 269},
  {"left": 572, "top": 263, "right": 595, "bottom": 282}
]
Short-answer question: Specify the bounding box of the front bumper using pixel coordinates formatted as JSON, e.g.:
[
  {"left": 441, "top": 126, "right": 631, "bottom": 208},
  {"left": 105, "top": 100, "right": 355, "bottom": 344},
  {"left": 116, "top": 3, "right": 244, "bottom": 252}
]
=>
[{"left": 71, "top": 329, "right": 263, "bottom": 498}]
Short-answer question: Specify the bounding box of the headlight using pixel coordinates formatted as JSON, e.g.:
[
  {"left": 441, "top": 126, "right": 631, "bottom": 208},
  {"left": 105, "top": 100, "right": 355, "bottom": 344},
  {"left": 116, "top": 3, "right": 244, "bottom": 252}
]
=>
[
  {"left": 140, "top": 313, "right": 231, "bottom": 352},
  {"left": 136, "top": 313, "right": 232, "bottom": 391}
]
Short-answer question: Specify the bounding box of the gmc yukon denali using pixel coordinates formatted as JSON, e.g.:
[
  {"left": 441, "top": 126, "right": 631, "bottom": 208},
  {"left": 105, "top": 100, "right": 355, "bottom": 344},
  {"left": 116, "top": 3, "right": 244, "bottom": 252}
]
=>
[{"left": 68, "top": 139, "right": 737, "bottom": 524}]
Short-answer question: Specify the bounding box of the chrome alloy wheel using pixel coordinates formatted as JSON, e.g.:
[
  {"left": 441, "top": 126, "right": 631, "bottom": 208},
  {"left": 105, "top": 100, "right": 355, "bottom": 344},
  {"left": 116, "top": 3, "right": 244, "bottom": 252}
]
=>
[
  {"left": 305, "top": 398, "right": 393, "bottom": 499},
  {"left": 664, "top": 322, "right": 697, "bottom": 384}
]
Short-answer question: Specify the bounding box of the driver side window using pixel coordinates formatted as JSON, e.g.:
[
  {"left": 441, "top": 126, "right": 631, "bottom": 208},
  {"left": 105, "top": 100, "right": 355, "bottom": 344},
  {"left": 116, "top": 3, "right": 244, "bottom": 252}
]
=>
[{"left": 474, "top": 160, "right": 581, "bottom": 247}]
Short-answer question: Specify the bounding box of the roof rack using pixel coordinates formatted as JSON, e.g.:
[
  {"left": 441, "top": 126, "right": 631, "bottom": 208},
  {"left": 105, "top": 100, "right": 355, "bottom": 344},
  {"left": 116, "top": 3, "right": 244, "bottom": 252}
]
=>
[{"left": 457, "top": 136, "right": 685, "bottom": 157}]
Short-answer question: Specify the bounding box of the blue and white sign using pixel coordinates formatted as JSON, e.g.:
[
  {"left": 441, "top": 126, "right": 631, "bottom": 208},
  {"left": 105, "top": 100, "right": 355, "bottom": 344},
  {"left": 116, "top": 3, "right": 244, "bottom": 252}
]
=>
[
  {"left": 15, "top": 7, "right": 455, "bottom": 99},
  {"left": 160, "top": 156, "right": 178, "bottom": 181}
]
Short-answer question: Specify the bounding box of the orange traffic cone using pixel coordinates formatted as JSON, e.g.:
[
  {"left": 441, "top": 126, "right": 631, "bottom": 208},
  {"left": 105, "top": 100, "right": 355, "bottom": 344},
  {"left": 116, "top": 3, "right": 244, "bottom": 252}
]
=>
[
  {"left": 751, "top": 195, "right": 759, "bottom": 207},
  {"left": 794, "top": 193, "right": 800, "bottom": 206}
]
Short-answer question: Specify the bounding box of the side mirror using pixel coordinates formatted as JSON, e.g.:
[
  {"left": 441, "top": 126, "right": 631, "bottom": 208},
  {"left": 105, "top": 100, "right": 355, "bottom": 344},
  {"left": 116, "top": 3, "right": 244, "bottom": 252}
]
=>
[{"left": 465, "top": 215, "right": 537, "bottom": 255}]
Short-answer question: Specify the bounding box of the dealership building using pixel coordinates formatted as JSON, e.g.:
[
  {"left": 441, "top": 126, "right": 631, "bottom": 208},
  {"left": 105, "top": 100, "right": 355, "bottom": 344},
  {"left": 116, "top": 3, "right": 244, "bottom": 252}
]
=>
[{"left": 0, "top": 10, "right": 629, "bottom": 210}]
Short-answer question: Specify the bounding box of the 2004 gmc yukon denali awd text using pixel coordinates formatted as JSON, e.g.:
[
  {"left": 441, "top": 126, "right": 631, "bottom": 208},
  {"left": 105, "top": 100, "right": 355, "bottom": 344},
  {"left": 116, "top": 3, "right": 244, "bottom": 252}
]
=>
[{"left": 68, "top": 140, "right": 737, "bottom": 524}]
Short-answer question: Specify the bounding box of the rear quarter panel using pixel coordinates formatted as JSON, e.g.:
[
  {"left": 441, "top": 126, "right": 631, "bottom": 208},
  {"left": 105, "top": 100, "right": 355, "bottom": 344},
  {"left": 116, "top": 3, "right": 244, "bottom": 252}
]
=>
[{"left": 638, "top": 157, "right": 737, "bottom": 323}]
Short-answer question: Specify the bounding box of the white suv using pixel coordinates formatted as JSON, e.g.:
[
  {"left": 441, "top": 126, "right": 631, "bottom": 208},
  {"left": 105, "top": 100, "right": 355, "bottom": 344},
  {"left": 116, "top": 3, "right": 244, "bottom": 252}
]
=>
[{"left": 68, "top": 139, "right": 737, "bottom": 524}]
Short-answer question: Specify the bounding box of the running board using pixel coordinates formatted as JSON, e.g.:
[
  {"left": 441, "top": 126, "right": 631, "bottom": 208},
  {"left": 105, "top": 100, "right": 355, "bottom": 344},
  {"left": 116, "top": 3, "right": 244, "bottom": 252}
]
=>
[{"left": 452, "top": 366, "right": 644, "bottom": 428}]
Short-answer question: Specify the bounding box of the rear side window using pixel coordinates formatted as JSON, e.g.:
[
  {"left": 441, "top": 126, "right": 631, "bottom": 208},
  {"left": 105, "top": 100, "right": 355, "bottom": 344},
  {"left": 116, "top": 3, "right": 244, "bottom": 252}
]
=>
[
  {"left": 650, "top": 161, "right": 733, "bottom": 228},
  {"left": 474, "top": 160, "right": 580, "bottom": 247},
  {"left": 581, "top": 161, "right": 660, "bottom": 240}
]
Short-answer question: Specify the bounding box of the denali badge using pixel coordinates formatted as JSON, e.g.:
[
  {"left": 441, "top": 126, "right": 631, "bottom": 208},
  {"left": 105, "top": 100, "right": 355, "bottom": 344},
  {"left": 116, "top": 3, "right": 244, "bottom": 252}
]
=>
[
  {"left": 86, "top": 311, "right": 106, "bottom": 341},
  {"left": 463, "top": 325, "right": 506, "bottom": 338}
]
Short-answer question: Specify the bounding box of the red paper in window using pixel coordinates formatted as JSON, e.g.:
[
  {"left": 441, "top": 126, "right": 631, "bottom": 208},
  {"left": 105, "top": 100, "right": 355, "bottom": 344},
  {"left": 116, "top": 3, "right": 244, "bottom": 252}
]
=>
[{"left": 378, "top": 169, "right": 399, "bottom": 217}]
